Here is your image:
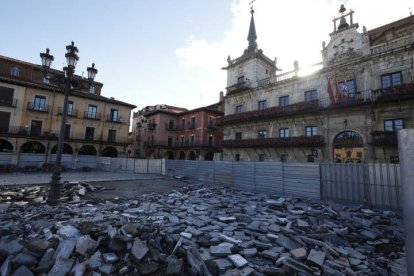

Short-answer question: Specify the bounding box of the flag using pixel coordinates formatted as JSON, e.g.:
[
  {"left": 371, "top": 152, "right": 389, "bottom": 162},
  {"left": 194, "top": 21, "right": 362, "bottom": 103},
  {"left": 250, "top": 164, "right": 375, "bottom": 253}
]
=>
[
  {"left": 327, "top": 78, "right": 335, "bottom": 104},
  {"left": 341, "top": 79, "right": 349, "bottom": 101},
  {"left": 352, "top": 72, "right": 357, "bottom": 101}
]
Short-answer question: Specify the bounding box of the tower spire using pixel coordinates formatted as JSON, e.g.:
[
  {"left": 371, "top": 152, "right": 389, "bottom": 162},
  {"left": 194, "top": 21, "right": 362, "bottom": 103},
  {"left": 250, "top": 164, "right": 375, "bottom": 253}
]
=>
[{"left": 246, "top": 8, "right": 258, "bottom": 54}]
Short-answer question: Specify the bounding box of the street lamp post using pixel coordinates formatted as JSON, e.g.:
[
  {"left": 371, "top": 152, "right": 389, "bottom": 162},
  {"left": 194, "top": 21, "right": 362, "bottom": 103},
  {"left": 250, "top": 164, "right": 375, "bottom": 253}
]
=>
[{"left": 40, "top": 41, "right": 98, "bottom": 205}]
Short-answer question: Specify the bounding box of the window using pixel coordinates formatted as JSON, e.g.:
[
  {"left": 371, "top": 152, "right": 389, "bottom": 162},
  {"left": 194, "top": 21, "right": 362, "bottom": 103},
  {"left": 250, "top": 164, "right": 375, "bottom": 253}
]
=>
[
  {"left": 86, "top": 105, "right": 97, "bottom": 119},
  {"left": 235, "top": 132, "right": 242, "bottom": 140},
  {"left": 279, "top": 96, "right": 289, "bottom": 106},
  {"left": 235, "top": 105, "right": 243, "bottom": 113},
  {"left": 108, "top": 129, "right": 116, "bottom": 142},
  {"left": 305, "top": 126, "right": 317, "bottom": 136},
  {"left": 258, "top": 154, "right": 265, "bottom": 162},
  {"left": 181, "top": 118, "right": 185, "bottom": 130},
  {"left": 30, "top": 120, "right": 42, "bottom": 136},
  {"left": 85, "top": 127, "right": 95, "bottom": 140},
  {"left": 189, "top": 135, "right": 195, "bottom": 146},
  {"left": 10, "top": 66, "right": 20, "bottom": 77},
  {"left": 390, "top": 156, "right": 399, "bottom": 164},
  {"left": 280, "top": 154, "right": 287, "bottom": 162},
  {"left": 190, "top": 117, "right": 196, "bottom": 128},
  {"left": 279, "top": 128, "right": 289, "bottom": 138},
  {"left": 235, "top": 154, "right": 240, "bottom": 162},
  {"left": 208, "top": 135, "right": 213, "bottom": 147},
  {"left": 237, "top": 76, "right": 244, "bottom": 83},
  {"left": 381, "top": 72, "right": 402, "bottom": 89},
  {"left": 0, "top": 86, "right": 14, "bottom": 106},
  {"left": 258, "top": 100, "right": 267, "bottom": 110},
  {"left": 168, "top": 136, "right": 173, "bottom": 147},
  {"left": 67, "top": 101, "right": 74, "bottom": 116},
  {"left": 43, "top": 76, "right": 49, "bottom": 84},
  {"left": 180, "top": 136, "right": 185, "bottom": 145},
  {"left": 110, "top": 109, "right": 119, "bottom": 121},
  {"left": 384, "top": 119, "right": 404, "bottom": 131},
  {"left": 258, "top": 130, "right": 266, "bottom": 138},
  {"left": 34, "top": 95, "right": 46, "bottom": 111},
  {"left": 89, "top": 86, "right": 96, "bottom": 93},
  {"left": 168, "top": 120, "right": 174, "bottom": 130},
  {"left": 64, "top": 124, "right": 71, "bottom": 139},
  {"left": 304, "top": 90, "right": 317, "bottom": 101}
]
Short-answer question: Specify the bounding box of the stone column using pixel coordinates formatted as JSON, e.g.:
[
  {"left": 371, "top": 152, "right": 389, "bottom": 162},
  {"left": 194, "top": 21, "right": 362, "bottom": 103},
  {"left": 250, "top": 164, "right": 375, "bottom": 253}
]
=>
[{"left": 398, "top": 129, "right": 414, "bottom": 276}]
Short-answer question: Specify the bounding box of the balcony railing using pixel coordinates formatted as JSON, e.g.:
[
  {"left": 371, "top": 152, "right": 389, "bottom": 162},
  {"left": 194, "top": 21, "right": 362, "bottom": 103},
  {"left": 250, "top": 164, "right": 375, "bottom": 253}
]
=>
[
  {"left": 0, "top": 98, "right": 17, "bottom": 108},
  {"left": 223, "top": 135, "right": 325, "bottom": 148},
  {"left": 147, "top": 123, "right": 157, "bottom": 130},
  {"left": 106, "top": 115, "right": 123, "bottom": 123},
  {"left": 371, "top": 131, "right": 398, "bottom": 146},
  {"left": 144, "top": 140, "right": 222, "bottom": 148},
  {"left": 0, "top": 125, "right": 128, "bottom": 144},
  {"left": 226, "top": 81, "right": 252, "bottom": 95},
  {"left": 58, "top": 107, "right": 78, "bottom": 117},
  {"left": 218, "top": 82, "right": 414, "bottom": 126},
  {"left": 27, "top": 102, "right": 49, "bottom": 112},
  {"left": 84, "top": 111, "right": 101, "bottom": 120}
]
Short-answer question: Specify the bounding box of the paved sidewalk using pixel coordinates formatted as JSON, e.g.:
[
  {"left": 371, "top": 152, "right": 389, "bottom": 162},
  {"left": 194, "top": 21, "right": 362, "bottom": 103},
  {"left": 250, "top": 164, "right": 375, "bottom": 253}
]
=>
[{"left": 0, "top": 171, "right": 162, "bottom": 186}]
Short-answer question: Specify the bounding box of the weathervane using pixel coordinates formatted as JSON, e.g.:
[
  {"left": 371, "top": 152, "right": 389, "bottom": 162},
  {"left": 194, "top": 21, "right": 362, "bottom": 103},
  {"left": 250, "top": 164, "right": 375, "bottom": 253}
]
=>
[{"left": 249, "top": 0, "right": 256, "bottom": 10}]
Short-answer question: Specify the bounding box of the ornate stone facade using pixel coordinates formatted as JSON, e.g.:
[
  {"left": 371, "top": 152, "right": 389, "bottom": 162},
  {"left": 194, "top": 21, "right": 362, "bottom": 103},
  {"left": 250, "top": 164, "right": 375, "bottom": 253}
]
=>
[{"left": 219, "top": 6, "right": 414, "bottom": 163}]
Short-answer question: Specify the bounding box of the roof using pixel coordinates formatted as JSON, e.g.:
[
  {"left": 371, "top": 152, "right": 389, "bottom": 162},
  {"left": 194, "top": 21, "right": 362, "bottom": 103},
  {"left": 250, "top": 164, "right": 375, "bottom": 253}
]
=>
[
  {"left": 368, "top": 15, "right": 414, "bottom": 43},
  {"left": 0, "top": 75, "right": 136, "bottom": 109}
]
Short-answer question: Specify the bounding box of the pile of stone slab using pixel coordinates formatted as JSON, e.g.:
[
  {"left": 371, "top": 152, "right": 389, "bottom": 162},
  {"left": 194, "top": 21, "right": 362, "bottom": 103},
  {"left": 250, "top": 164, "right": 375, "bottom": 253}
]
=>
[{"left": 0, "top": 183, "right": 406, "bottom": 275}]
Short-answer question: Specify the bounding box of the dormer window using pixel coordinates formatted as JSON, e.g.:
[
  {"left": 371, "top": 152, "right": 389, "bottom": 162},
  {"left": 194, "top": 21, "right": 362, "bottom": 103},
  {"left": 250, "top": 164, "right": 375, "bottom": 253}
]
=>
[
  {"left": 10, "top": 66, "right": 20, "bottom": 77},
  {"left": 89, "top": 86, "right": 96, "bottom": 93},
  {"left": 237, "top": 76, "right": 245, "bottom": 83}
]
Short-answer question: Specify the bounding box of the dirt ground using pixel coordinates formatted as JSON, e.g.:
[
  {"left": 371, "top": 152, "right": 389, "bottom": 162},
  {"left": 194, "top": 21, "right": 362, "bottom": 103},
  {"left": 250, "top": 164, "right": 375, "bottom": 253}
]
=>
[{"left": 84, "top": 177, "right": 188, "bottom": 200}]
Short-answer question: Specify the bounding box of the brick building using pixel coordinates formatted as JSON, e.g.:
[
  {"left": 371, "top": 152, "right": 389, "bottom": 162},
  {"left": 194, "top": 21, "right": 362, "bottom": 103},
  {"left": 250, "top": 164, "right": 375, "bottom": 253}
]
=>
[{"left": 132, "top": 94, "right": 224, "bottom": 160}]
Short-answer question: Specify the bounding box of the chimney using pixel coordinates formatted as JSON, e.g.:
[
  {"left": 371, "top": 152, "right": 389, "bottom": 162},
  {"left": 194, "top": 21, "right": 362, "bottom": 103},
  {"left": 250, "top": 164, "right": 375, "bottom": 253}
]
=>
[{"left": 219, "top": 91, "right": 224, "bottom": 102}]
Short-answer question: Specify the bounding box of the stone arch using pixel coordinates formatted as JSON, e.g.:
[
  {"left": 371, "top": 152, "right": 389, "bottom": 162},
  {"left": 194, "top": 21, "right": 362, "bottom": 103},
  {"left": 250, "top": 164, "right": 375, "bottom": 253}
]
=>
[
  {"left": 188, "top": 151, "right": 197, "bottom": 160},
  {"left": 101, "top": 146, "right": 118, "bottom": 157},
  {"left": 0, "top": 139, "right": 13, "bottom": 152},
  {"left": 78, "top": 145, "right": 97, "bottom": 155},
  {"left": 204, "top": 152, "right": 214, "bottom": 161},
  {"left": 179, "top": 151, "right": 186, "bottom": 160},
  {"left": 51, "top": 143, "right": 74, "bottom": 154},
  {"left": 164, "top": 151, "right": 174, "bottom": 160},
  {"left": 20, "top": 141, "right": 46, "bottom": 153},
  {"left": 333, "top": 130, "right": 364, "bottom": 163}
]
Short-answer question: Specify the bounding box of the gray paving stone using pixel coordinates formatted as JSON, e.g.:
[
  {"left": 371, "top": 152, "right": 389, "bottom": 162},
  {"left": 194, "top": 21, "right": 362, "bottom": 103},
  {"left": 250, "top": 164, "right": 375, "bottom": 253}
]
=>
[
  {"left": 131, "top": 239, "right": 149, "bottom": 261},
  {"left": 227, "top": 254, "right": 248, "bottom": 268},
  {"left": 48, "top": 257, "right": 74, "bottom": 276},
  {"left": 210, "top": 245, "right": 232, "bottom": 257},
  {"left": 307, "top": 249, "right": 326, "bottom": 267}
]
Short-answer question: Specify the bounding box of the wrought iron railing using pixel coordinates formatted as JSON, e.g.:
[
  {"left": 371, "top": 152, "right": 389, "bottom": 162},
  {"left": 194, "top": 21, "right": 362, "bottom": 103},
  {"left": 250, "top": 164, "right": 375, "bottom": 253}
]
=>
[{"left": 223, "top": 135, "right": 325, "bottom": 148}]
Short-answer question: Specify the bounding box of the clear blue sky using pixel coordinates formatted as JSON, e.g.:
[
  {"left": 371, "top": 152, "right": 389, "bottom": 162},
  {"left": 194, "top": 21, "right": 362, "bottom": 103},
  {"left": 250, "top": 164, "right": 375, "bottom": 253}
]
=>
[{"left": 2, "top": 0, "right": 412, "bottom": 111}]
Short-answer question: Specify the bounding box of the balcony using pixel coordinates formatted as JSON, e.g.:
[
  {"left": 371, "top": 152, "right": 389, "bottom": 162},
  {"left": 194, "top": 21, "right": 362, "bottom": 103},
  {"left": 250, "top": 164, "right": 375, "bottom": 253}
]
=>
[
  {"left": 27, "top": 102, "right": 49, "bottom": 113},
  {"left": 107, "top": 115, "right": 123, "bottom": 123},
  {"left": 216, "top": 100, "right": 320, "bottom": 126},
  {"left": 219, "top": 82, "right": 414, "bottom": 127},
  {"left": 148, "top": 123, "right": 157, "bottom": 130},
  {"left": 371, "top": 131, "right": 398, "bottom": 146},
  {"left": 0, "top": 98, "right": 17, "bottom": 108},
  {"left": 0, "top": 125, "right": 57, "bottom": 138},
  {"left": 144, "top": 140, "right": 222, "bottom": 148},
  {"left": 58, "top": 107, "right": 78, "bottom": 117},
  {"left": 223, "top": 135, "right": 325, "bottom": 148},
  {"left": 83, "top": 111, "right": 101, "bottom": 120},
  {"left": 226, "top": 81, "right": 252, "bottom": 96}
]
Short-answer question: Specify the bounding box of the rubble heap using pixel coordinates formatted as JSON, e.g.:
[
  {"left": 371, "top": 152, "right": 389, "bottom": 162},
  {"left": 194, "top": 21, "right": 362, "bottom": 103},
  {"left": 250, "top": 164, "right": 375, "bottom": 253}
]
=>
[{"left": 0, "top": 184, "right": 406, "bottom": 275}]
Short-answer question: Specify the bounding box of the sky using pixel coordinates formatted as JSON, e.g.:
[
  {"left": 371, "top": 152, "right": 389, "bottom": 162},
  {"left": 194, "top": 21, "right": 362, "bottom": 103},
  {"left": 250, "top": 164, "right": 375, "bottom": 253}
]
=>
[{"left": 1, "top": 0, "right": 413, "bottom": 112}]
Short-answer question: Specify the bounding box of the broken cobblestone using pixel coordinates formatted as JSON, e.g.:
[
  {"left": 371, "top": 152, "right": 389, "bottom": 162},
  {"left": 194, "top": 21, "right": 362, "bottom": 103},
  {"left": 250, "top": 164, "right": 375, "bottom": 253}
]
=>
[{"left": 0, "top": 182, "right": 406, "bottom": 275}]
